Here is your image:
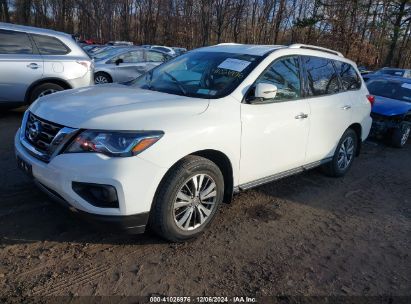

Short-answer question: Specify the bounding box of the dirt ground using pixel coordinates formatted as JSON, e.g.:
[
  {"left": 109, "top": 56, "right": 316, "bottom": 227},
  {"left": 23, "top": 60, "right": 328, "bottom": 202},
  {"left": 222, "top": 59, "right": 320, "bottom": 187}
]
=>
[{"left": 0, "top": 108, "right": 410, "bottom": 299}]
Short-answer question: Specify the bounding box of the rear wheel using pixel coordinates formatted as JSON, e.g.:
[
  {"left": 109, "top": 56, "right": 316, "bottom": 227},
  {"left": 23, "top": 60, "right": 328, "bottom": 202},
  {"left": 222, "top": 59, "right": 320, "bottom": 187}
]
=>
[
  {"left": 322, "top": 129, "right": 358, "bottom": 177},
  {"left": 391, "top": 123, "right": 410, "bottom": 148},
  {"left": 94, "top": 72, "right": 112, "bottom": 84},
  {"left": 29, "top": 83, "right": 64, "bottom": 103},
  {"left": 150, "top": 156, "right": 224, "bottom": 242}
]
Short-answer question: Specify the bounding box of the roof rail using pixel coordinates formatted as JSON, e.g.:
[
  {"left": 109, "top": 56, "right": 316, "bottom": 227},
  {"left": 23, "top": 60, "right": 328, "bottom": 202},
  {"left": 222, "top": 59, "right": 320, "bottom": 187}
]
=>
[
  {"left": 216, "top": 43, "right": 242, "bottom": 46},
  {"left": 288, "top": 44, "right": 344, "bottom": 57}
]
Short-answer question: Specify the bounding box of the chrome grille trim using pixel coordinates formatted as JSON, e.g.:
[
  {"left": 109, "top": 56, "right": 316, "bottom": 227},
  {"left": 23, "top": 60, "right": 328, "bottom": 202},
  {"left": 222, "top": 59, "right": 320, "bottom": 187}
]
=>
[{"left": 19, "top": 111, "right": 79, "bottom": 163}]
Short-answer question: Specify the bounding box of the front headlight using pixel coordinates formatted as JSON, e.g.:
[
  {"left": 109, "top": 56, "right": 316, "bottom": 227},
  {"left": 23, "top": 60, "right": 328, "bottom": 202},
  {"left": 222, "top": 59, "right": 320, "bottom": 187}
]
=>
[{"left": 65, "top": 130, "right": 164, "bottom": 157}]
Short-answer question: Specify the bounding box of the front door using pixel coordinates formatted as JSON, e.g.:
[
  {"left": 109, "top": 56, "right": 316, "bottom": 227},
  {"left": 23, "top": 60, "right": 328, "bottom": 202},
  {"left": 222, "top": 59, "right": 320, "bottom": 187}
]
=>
[{"left": 240, "top": 56, "right": 310, "bottom": 186}]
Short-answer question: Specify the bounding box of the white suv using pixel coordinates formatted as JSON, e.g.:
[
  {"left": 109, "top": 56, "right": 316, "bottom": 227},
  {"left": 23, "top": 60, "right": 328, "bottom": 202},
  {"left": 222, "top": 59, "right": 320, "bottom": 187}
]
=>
[{"left": 15, "top": 44, "right": 372, "bottom": 242}]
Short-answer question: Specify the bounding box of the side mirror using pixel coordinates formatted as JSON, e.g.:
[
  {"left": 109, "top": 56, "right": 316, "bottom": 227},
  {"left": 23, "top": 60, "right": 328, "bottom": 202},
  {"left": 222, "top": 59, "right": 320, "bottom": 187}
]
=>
[
  {"left": 254, "top": 83, "right": 277, "bottom": 100},
  {"left": 115, "top": 58, "right": 123, "bottom": 66}
]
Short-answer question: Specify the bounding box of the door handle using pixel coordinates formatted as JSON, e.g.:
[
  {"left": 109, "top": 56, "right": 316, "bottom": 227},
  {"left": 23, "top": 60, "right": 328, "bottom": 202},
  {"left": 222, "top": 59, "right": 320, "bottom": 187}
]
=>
[
  {"left": 342, "top": 105, "right": 351, "bottom": 110},
  {"left": 27, "top": 63, "right": 40, "bottom": 69},
  {"left": 295, "top": 113, "right": 308, "bottom": 119}
]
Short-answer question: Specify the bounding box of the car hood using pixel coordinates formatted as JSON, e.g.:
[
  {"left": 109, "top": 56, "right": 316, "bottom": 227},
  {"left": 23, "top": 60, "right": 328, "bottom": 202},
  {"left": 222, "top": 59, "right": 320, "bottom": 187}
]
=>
[
  {"left": 29, "top": 84, "right": 209, "bottom": 130},
  {"left": 372, "top": 95, "right": 411, "bottom": 116}
]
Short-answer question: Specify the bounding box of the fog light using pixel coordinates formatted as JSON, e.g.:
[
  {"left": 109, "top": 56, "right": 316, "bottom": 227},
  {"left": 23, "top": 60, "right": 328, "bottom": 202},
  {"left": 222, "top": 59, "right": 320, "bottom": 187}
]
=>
[{"left": 72, "top": 182, "right": 119, "bottom": 208}]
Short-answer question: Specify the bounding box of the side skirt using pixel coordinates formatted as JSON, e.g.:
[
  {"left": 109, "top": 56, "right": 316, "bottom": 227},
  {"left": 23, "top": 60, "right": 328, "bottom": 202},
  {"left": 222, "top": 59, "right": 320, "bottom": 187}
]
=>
[{"left": 236, "top": 157, "right": 333, "bottom": 192}]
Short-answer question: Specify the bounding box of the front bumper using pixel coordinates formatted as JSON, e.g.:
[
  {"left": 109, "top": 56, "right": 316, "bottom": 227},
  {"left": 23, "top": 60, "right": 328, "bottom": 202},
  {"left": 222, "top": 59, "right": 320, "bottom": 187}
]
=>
[
  {"left": 15, "top": 130, "right": 167, "bottom": 233},
  {"left": 35, "top": 180, "right": 149, "bottom": 233}
]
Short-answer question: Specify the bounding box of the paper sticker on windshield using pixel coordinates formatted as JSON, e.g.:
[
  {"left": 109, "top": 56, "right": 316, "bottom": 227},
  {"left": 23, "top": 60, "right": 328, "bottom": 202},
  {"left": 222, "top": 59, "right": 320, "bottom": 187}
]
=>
[
  {"left": 401, "top": 83, "right": 411, "bottom": 90},
  {"left": 197, "top": 89, "right": 217, "bottom": 95},
  {"left": 218, "top": 58, "right": 251, "bottom": 72}
]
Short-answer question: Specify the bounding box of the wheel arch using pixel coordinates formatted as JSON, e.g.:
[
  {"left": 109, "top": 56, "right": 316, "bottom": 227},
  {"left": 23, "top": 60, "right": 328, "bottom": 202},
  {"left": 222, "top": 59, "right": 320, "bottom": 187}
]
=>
[
  {"left": 153, "top": 149, "right": 235, "bottom": 207},
  {"left": 24, "top": 78, "right": 72, "bottom": 104},
  {"left": 190, "top": 149, "right": 234, "bottom": 204},
  {"left": 348, "top": 123, "right": 362, "bottom": 156}
]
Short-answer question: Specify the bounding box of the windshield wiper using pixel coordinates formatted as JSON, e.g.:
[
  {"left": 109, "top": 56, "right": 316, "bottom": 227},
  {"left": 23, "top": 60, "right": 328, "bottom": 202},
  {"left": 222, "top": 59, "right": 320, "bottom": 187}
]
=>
[{"left": 163, "top": 71, "right": 187, "bottom": 95}]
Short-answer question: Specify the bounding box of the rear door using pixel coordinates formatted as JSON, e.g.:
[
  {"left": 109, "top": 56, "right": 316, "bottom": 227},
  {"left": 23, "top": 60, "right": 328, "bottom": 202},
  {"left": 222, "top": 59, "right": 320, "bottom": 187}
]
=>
[
  {"left": 302, "top": 56, "right": 352, "bottom": 163},
  {"left": 145, "top": 50, "right": 170, "bottom": 70},
  {"left": 114, "top": 50, "right": 147, "bottom": 82},
  {"left": 0, "top": 29, "right": 43, "bottom": 104}
]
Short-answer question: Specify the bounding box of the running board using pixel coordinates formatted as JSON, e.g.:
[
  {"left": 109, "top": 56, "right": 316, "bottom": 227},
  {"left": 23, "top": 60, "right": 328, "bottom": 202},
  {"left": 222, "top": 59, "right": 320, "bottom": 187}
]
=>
[{"left": 237, "top": 157, "right": 332, "bottom": 191}]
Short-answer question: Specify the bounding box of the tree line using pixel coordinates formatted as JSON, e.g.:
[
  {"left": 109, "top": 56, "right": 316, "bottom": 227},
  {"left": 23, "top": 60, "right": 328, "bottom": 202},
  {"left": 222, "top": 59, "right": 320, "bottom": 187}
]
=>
[{"left": 1, "top": 0, "right": 410, "bottom": 69}]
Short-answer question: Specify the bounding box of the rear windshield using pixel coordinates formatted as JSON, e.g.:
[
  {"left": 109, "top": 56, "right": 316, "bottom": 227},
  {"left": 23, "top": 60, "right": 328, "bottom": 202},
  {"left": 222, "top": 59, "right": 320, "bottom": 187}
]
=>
[{"left": 367, "top": 79, "right": 411, "bottom": 102}]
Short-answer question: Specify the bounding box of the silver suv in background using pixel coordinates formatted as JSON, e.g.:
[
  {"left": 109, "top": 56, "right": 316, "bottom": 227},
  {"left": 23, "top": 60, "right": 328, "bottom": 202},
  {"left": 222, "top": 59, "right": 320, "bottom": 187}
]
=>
[
  {"left": 94, "top": 47, "right": 171, "bottom": 84},
  {"left": 0, "top": 23, "right": 94, "bottom": 108}
]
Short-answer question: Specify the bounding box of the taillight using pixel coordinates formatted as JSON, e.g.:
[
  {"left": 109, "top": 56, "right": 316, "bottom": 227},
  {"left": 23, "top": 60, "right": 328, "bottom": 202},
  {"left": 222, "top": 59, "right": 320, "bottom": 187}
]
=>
[
  {"left": 76, "top": 61, "right": 90, "bottom": 71},
  {"left": 367, "top": 95, "right": 375, "bottom": 107}
]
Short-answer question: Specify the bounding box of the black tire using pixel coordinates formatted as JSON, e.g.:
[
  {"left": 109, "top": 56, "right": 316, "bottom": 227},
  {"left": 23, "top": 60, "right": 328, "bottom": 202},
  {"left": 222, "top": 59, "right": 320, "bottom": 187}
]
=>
[
  {"left": 322, "top": 128, "right": 358, "bottom": 177},
  {"left": 29, "top": 83, "right": 64, "bottom": 103},
  {"left": 150, "top": 155, "right": 224, "bottom": 242},
  {"left": 94, "top": 72, "right": 112, "bottom": 84},
  {"left": 391, "top": 124, "right": 410, "bottom": 148}
]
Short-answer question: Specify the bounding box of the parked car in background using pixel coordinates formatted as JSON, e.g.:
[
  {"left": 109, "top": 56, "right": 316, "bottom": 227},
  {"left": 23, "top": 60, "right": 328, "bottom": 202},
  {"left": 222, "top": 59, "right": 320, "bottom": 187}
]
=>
[
  {"left": 366, "top": 77, "right": 411, "bottom": 147},
  {"left": 83, "top": 44, "right": 106, "bottom": 55},
  {"left": 358, "top": 65, "right": 372, "bottom": 75},
  {"left": 0, "top": 22, "right": 94, "bottom": 108},
  {"left": 150, "top": 45, "right": 177, "bottom": 56},
  {"left": 15, "top": 43, "right": 372, "bottom": 242},
  {"left": 94, "top": 47, "right": 171, "bottom": 84},
  {"left": 363, "top": 67, "right": 411, "bottom": 81},
  {"left": 107, "top": 41, "right": 134, "bottom": 46},
  {"left": 172, "top": 47, "right": 188, "bottom": 56}
]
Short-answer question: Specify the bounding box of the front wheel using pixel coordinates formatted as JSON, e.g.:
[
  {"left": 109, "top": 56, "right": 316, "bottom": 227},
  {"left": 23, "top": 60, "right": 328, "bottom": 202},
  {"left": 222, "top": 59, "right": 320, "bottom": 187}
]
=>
[
  {"left": 150, "top": 156, "right": 224, "bottom": 242},
  {"left": 391, "top": 123, "right": 410, "bottom": 148},
  {"left": 94, "top": 72, "right": 112, "bottom": 84},
  {"left": 322, "top": 129, "right": 358, "bottom": 177}
]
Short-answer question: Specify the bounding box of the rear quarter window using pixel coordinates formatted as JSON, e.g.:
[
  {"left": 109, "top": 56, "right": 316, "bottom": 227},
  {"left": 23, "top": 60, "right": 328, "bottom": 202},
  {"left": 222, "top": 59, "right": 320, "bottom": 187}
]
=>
[
  {"left": 32, "top": 34, "right": 70, "bottom": 55},
  {"left": 303, "top": 56, "right": 340, "bottom": 96},
  {"left": 334, "top": 61, "right": 362, "bottom": 90},
  {"left": 0, "top": 29, "right": 33, "bottom": 54}
]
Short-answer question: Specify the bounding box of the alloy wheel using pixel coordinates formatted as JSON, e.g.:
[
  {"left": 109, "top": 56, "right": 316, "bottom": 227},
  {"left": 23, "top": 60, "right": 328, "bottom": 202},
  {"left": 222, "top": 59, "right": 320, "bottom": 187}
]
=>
[
  {"left": 401, "top": 126, "right": 410, "bottom": 146},
  {"left": 173, "top": 174, "right": 218, "bottom": 231},
  {"left": 337, "top": 136, "right": 355, "bottom": 171},
  {"left": 38, "top": 89, "right": 58, "bottom": 97},
  {"left": 95, "top": 75, "right": 109, "bottom": 84}
]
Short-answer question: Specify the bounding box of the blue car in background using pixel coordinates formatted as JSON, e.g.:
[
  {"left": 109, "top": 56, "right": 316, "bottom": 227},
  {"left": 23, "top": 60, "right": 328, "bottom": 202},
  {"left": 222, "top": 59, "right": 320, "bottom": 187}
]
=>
[
  {"left": 366, "top": 77, "right": 411, "bottom": 148},
  {"left": 363, "top": 68, "right": 411, "bottom": 82}
]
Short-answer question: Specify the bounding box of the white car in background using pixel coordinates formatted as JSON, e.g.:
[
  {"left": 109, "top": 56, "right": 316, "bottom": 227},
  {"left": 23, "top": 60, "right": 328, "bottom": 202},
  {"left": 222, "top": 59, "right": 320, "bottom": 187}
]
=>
[
  {"left": 15, "top": 43, "right": 372, "bottom": 242},
  {"left": 149, "top": 45, "right": 177, "bottom": 57}
]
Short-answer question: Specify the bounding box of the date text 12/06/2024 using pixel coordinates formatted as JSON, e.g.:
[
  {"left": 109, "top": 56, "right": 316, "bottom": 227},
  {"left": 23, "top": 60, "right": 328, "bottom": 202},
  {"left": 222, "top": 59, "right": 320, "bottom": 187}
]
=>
[{"left": 149, "top": 296, "right": 257, "bottom": 303}]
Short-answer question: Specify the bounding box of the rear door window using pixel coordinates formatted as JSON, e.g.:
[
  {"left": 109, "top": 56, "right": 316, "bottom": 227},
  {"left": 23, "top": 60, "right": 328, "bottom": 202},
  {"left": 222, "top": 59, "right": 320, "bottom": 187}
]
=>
[
  {"left": 334, "top": 61, "right": 361, "bottom": 90},
  {"left": 32, "top": 34, "right": 70, "bottom": 55},
  {"left": 0, "top": 29, "right": 33, "bottom": 54},
  {"left": 122, "top": 50, "right": 144, "bottom": 63},
  {"left": 146, "top": 50, "right": 169, "bottom": 62},
  {"left": 303, "top": 56, "right": 340, "bottom": 96}
]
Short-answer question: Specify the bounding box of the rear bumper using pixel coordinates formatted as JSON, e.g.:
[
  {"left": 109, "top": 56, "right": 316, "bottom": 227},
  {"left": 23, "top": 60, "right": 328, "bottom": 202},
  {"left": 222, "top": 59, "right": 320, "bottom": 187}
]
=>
[{"left": 35, "top": 180, "right": 149, "bottom": 234}]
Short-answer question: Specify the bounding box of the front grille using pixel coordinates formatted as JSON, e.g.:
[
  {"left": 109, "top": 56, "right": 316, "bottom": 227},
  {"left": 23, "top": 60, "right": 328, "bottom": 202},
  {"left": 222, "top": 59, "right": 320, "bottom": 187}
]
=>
[
  {"left": 20, "top": 111, "right": 78, "bottom": 163},
  {"left": 25, "top": 112, "right": 63, "bottom": 153}
]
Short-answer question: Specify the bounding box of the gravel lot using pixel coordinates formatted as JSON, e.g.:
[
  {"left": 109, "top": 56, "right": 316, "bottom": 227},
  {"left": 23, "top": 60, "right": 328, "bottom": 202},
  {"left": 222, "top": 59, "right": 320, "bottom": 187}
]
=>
[{"left": 0, "top": 108, "right": 410, "bottom": 298}]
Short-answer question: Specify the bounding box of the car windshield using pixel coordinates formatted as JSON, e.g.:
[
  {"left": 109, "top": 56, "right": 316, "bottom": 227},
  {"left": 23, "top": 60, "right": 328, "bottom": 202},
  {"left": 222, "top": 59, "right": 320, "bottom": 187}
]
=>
[
  {"left": 132, "top": 51, "right": 262, "bottom": 98},
  {"left": 367, "top": 79, "right": 411, "bottom": 102},
  {"left": 376, "top": 69, "right": 405, "bottom": 77}
]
